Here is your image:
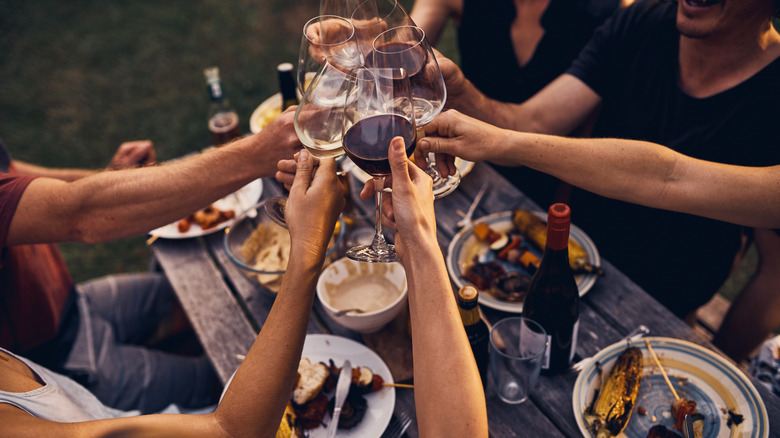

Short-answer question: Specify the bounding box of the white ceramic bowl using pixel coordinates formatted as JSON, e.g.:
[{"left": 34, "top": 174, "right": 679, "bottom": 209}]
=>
[{"left": 317, "top": 257, "right": 408, "bottom": 334}]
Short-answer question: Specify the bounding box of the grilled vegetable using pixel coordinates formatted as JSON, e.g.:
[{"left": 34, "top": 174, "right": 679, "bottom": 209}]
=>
[
  {"left": 585, "top": 346, "right": 644, "bottom": 438},
  {"left": 512, "top": 209, "right": 604, "bottom": 275}
]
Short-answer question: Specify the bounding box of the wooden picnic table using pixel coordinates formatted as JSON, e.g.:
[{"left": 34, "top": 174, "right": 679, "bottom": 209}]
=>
[{"left": 151, "top": 161, "right": 780, "bottom": 437}]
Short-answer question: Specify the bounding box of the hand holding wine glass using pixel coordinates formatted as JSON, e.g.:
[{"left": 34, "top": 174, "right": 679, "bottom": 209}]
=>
[{"left": 342, "top": 66, "right": 416, "bottom": 263}]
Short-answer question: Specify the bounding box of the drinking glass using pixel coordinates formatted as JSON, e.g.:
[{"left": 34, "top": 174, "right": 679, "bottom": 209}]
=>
[
  {"left": 371, "top": 25, "right": 460, "bottom": 198},
  {"left": 265, "top": 56, "right": 360, "bottom": 228},
  {"left": 319, "top": 0, "right": 362, "bottom": 19},
  {"left": 351, "top": 0, "right": 415, "bottom": 60},
  {"left": 342, "top": 67, "right": 416, "bottom": 263},
  {"left": 297, "top": 15, "right": 360, "bottom": 96},
  {"left": 490, "top": 317, "right": 548, "bottom": 404}
]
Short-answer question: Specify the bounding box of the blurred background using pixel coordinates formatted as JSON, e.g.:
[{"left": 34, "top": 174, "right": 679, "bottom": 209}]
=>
[{"left": 0, "top": 0, "right": 753, "bottom": 301}]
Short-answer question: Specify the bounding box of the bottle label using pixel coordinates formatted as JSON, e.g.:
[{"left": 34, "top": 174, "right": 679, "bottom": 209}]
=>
[
  {"left": 209, "top": 82, "right": 223, "bottom": 100},
  {"left": 541, "top": 335, "right": 552, "bottom": 370},
  {"left": 570, "top": 319, "right": 580, "bottom": 362},
  {"left": 539, "top": 318, "right": 579, "bottom": 370}
]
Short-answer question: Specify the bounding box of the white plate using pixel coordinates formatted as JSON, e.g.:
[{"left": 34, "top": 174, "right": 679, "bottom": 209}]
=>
[
  {"left": 573, "top": 337, "right": 769, "bottom": 438},
  {"left": 148, "top": 179, "right": 263, "bottom": 239},
  {"left": 350, "top": 157, "right": 475, "bottom": 184},
  {"left": 446, "top": 210, "right": 600, "bottom": 313},
  {"left": 222, "top": 334, "right": 395, "bottom": 437},
  {"left": 249, "top": 93, "right": 283, "bottom": 134}
]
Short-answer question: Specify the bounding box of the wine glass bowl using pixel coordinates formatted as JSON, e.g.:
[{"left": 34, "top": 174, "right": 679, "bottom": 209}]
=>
[
  {"left": 351, "top": 0, "right": 415, "bottom": 61},
  {"left": 342, "top": 67, "right": 416, "bottom": 263},
  {"left": 297, "top": 15, "right": 360, "bottom": 95}
]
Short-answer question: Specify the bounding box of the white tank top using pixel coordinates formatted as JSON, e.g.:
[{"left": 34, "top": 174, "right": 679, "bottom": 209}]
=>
[{"left": 0, "top": 347, "right": 138, "bottom": 422}]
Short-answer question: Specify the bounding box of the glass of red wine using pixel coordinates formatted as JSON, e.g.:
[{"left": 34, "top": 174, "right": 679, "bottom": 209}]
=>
[
  {"left": 371, "top": 25, "right": 460, "bottom": 198},
  {"left": 342, "top": 67, "right": 416, "bottom": 262}
]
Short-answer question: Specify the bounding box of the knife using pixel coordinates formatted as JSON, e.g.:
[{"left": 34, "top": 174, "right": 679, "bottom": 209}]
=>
[
  {"left": 683, "top": 414, "right": 694, "bottom": 438},
  {"left": 326, "top": 360, "right": 352, "bottom": 438}
]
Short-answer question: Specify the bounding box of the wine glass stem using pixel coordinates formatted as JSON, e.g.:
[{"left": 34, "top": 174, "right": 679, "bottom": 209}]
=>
[{"left": 371, "top": 176, "right": 388, "bottom": 247}]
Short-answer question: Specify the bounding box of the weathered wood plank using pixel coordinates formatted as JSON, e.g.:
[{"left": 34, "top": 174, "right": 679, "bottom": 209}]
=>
[{"left": 152, "top": 238, "right": 255, "bottom": 385}]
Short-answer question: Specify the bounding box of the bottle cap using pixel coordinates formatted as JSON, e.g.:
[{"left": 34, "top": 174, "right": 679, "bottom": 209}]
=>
[
  {"left": 458, "top": 285, "right": 479, "bottom": 302},
  {"left": 546, "top": 203, "right": 571, "bottom": 250},
  {"left": 277, "top": 62, "right": 294, "bottom": 72},
  {"left": 203, "top": 66, "right": 220, "bottom": 83}
]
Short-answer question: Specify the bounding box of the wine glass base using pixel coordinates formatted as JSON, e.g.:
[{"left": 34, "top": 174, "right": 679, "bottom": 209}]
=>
[
  {"left": 346, "top": 244, "right": 399, "bottom": 263},
  {"left": 431, "top": 171, "right": 461, "bottom": 199},
  {"left": 264, "top": 196, "right": 288, "bottom": 229}
]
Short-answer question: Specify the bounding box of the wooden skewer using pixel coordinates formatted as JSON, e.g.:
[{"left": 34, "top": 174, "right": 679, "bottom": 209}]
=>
[
  {"left": 644, "top": 339, "right": 679, "bottom": 401},
  {"left": 384, "top": 382, "right": 414, "bottom": 389},
  {"left": 146, "top": 233, "right": 161, "bottom": 245}
]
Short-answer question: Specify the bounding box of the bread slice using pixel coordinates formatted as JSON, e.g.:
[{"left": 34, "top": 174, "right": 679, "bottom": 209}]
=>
[{"left": 292, "top": 358, "right": 329, "bottom": 405}]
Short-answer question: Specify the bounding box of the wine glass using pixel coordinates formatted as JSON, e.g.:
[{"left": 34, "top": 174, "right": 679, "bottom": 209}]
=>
[
  {"left": 371, "top": 25, "right": 460, "bottom": 198},
  {"left": 297, "top": 15, "right": 360, "bottom": 96},
  {"left": 351, "top": 0, "right": 415, "bottom": 61},
  {"left": 265, "top": 56, "right": 360, "bottom": 228},
  {"left": 319, "top": 0, "right": 362, "bottom": 19},
  {"left": 342, "top": 67, "right": 416, "bottom": 263}
]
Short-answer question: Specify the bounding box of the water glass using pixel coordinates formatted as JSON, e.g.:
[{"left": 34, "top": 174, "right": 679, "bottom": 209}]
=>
[{"left": 489, "top": 316, "right": 547, "bottom": 404}]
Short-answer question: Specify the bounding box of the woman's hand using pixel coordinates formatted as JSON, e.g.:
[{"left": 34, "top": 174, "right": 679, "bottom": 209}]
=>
[
  {"left": 419, "top": 109, "right": 511, "bottom": 169},
  {"left": 285, "top": 151, "right": 344, "bottom": 262}
]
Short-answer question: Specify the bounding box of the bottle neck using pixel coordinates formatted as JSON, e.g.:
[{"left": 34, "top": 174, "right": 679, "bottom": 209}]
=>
[
  {"left": 458, "top": 299, "right": 481, "bottom": 326},
  {"left": 207, "top": 81, "right": 224, "bottom": 103}
]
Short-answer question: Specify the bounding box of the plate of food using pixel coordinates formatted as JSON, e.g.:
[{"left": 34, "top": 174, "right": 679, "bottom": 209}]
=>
[
  {"left": 222, "top": 334, "right": 395, "bottom": 437},
  {"left": 350, "top": 157, "right": 475, "bottom": 185},
  {"left": 148, "top": 179, "right": 263, "bottom": 240},
  {"left": 446, "top": 209, "right": 601, "bottom": 313},
  {"left": 249, "top": 93, "right": 283, "bottom": 134},
  {"left": 573, "top": 337, "right": 769, "bottom": 438}
]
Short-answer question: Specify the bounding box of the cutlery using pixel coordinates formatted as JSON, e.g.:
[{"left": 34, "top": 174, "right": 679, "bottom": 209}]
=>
[
  {"left": 683, "top": 414, "right": 694, "bottom": 438},
  {"left": 572, "top": 325, "right": 649, "bottom": 373},
  {"left": 327, "top": 360, "right": 352, "bottom": 438},
  {"left": 456, "top": 182, "right": 489, "bottom": 228},
  {"left": 381, "top": 411, "right": 412, "bottom": 438}
]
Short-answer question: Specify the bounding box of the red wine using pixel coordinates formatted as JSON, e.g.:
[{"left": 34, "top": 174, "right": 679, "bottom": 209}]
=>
[
  {"left": 522, "top": 203, "right": 580, "bottom": 375},
  {"left": 343, "top": 114, "right": 416, "bottom": 176},
  {"left": 365, "top": 41, "right": 427, "bottom": 78}
]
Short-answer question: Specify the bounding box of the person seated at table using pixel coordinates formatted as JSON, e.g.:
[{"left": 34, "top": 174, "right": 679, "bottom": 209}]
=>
[
  {"left": 0, "top": 108, "right": 302, "bottom": 413},
  {"left": 421, "top": 0, "right": 780, "bottom": 363},
  {"left": 1, "top": 147, "right": 489, "bottom": 438},
  {"left": 410, "top": 0, "right": 629, "bottom": 208}
]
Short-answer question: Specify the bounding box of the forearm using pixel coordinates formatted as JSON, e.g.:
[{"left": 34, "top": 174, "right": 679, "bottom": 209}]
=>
[
  {"left": 404, "top": 241, "right": 488, "bottom": 437},
  {"left": 11, "top": 160, "right": 96, "bottom": 181},
  {"left": 8, "top": 136, "right": 264, "bottom": 245},
  {"left": 508, "top": 132, "right": 780, "bottom": 228}
]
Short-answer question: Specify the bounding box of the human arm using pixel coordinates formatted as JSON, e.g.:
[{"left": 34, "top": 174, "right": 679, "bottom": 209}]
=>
[
  {"left": 420, "top": 110, "right": 780, "bottom": 228},
  {"left": 409, "top": 0, "right": 462, "bottom": 45},
  {"left": 0, "top": 151, "right": 344, "bottom": 438},
  {"left": 6, "top": 108, "right": 302, "bottom": 246},
  {"left": 714, "top": 229, "right": 780, "bottom": 362},
  {"left": 11, "top": 140, "right": 156, "bottom": 181},
  {"left": 382, "top": 137, "right": 488, "bottom": 437}
]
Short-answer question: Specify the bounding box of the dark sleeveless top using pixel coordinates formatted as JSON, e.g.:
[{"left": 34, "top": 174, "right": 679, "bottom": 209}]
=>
[{"left": 457, "top": 0, "right": 620, "bottom": 207}]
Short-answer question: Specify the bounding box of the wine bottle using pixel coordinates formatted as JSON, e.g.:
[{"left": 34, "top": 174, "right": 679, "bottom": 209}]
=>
[
  {"left": 522, "top": 203, "right": 580, "bottom": 375},
  {"left": 203, "top": 66, "right": 241, "bottom": 146},
  {"left": 277, "top": 62, "right": 298, "bottom": 111},
  {"left": 456, "top": 285, "right": 490, "bottom": 388}
]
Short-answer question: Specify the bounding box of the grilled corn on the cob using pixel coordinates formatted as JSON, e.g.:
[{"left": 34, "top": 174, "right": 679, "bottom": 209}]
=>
[{"left": 585, "top": 346, "right": 643, "bottom": 438}]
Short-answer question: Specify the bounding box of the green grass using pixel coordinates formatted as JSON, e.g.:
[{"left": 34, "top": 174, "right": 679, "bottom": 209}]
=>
[{"left": 0, "top": 1, "right": 757, "bottom": 299}]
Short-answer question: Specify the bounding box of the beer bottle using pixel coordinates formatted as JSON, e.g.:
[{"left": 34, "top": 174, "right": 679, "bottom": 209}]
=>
[
  {"left": 204, "top": 66, "right": 241, "bottom": 146},
  {"left": 277, "top": 62, "right": 298, "bottom": 111},
  {"left": 457, "top": 285, "right": 490, "bottom": 388}
]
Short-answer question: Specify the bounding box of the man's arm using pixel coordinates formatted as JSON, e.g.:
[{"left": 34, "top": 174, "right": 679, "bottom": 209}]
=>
[
  {"left": 420, "top": 110, "right": 780, "bottom": 228},
  {"left": 6, "top": 109, "right": 301, "bottom": 246},
  {"left": 0, "top": 151, "right": 344, "bottom": 438}
]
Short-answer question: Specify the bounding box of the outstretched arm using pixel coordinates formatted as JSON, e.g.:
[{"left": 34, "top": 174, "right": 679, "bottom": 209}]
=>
[
  {"left": 383, "top": 136, "right": 488, "bottom": 437},
  {"left": 420, "top": 110, "right": 780, "bottom": 228},
  {"left": 7, "top": 109, "right": 302, "bottom": 246},
  {"left": 0, "top": 151, "right": 344, "bottom": 438}
]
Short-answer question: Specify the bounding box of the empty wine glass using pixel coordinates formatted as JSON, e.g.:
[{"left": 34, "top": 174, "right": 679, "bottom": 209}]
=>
[
  {"left": 319, "top": 0, "right": 362, "bottom": 19},
  {"left": 342, "top": 67, "right": 416, "bottom": 262},
  {"left": 265, "top": 56, "right": 361, "bottom": 228},
  {"left": 297, "top": 15, "right": 360, "bottom": 96},
  {"left": 371, "top": 24, "right": 460, "bottom": 198}
]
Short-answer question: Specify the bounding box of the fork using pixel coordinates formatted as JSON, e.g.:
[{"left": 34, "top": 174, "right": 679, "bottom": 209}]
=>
[
  {"left": 381, "top": 411, "right": 413, "bottom": 438},
  {"left": 572, "top": 325, "right": 650, "bottom": 373},
  {"left": 456, "top": 182, "right": 489, "bottom": 228}
]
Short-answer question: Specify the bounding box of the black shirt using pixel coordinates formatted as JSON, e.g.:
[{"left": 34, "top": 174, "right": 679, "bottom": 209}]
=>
[{"left": 566, "top": 0, "right": 780, "bottom": 316}]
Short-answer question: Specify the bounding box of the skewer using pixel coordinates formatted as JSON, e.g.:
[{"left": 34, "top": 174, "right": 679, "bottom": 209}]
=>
[
  {"left": 384, "top": 382, "right": 414, "bottom": 389},
  {"left": 146, "top": 233, "right": 161, "bottom": 245},
  {"left": 644, "top": 339, "right": 679, "bottom": 401}
]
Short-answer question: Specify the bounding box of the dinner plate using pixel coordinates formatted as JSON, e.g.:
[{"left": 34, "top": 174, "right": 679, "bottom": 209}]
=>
[
  {"left": 148, "top": 179, "right": 263, "bottom": 239},
  {"left": 446, "top": 210, "right": 600, "bottom": 313},
  {"left": 350, "top": 157, "right": 475, "bottom": 185},
  {"left": 572, "top": 337, "right": 769, "bottom": 438},
  {"left": 221, "top": 334, "right": 395, "bottom": 437},
  {"left": 249, "top": 93, "right": 282, "bottom": 134}
]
